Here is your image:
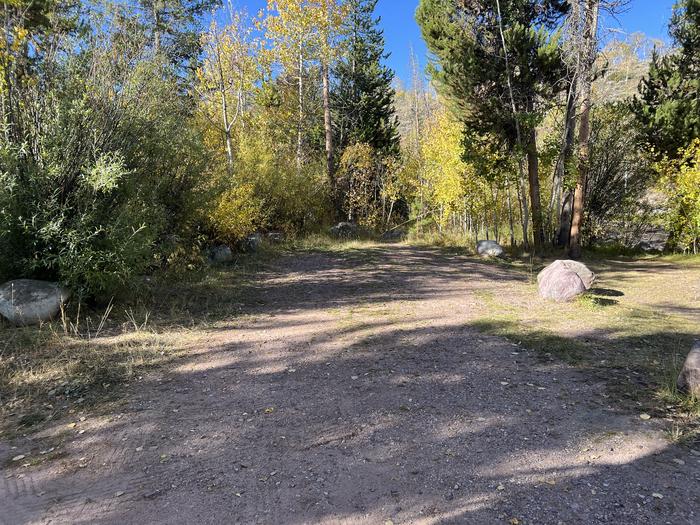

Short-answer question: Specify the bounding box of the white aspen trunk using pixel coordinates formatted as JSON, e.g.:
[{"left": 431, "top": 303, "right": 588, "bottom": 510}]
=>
[
  {"left": 322, "top": 62, "right": 334, "bottom": 182},
  {"left": 297, "top": 50, "right": 304, "bottom": 171},
  {"left": 507, "top": 178, "right": 515, "bottom": 247}
]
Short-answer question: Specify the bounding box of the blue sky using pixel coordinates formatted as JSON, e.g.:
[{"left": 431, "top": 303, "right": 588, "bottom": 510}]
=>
[{"left": 227, "top": 0, "right": 678, "bottom": 84}]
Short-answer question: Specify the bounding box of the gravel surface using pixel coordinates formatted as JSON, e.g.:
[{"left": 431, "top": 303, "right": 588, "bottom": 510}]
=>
[{"left": 1, "top": 246, "right": 698, "bottom": 524}]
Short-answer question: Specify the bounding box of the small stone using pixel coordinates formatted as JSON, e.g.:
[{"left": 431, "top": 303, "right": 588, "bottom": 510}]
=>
[
  {"left": 476, "top": 240, "right": 505, "bottom": 258},
  {"left": 652, "top": 493, "right": 663, "bottom": 499},
  {"left": 11, "top": 455, "right": 26, "bottom": 462},
  {"left": 640, "top": 414, "right": 651, "bottom": 420}
]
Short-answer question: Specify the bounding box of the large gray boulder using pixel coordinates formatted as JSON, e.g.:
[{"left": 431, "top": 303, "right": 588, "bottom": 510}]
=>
[
  {"left": 538, "top": 268, "right": 587, "bottom": 302},
  {"left": 476, "top": 240, "right": 504, "bottom": 258},
  {"left": 0, "top": 279, "right": 71, "bottom": 325},
  {"left": 677, "top": 341, "right": 700, "bottom": 397},
  {"left": 208, "top": 245, "right": 233, "bottom": 264},
  {"left": 537, "top": 259, "right": 596, "bottom": 302},
  {"left": 538, "top": 259, "right": 596, "bottom": 290}
]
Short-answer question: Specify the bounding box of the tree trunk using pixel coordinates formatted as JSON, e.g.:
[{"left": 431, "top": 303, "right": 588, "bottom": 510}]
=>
[
  {"left": 297, "top": 51, "right": 304, "bottom": 171},
  {"left": 516, "top": 165, "right": 529, "bottom": 248},
  {"left": 223, "top": 124, "right": 234, "bottom": 171},
  {"left": 527, "top": 127, "right": 545, "bottom": 253},
  {"left": 409, "top": 48, "right": 423, "bottom": 155},
  {"left": 153, "top": 1, "right": 161, "bottom": 53},
  {"left": 297, "top": 51, "right": 304, "bottom": 172},
  {"left": 2, "top": 4, "right": 21, "bottom": 144},
  {"left": 495, "top": 0, "right": 531, "bottom": 249},
  {"left": 507, "top": 178, "right": 515, "bottom": 247},
  {"left": 558, "top": 191, "right": 574, "bottom": 247},
  {"left": 491, "top": 183, "right": 500, "bottom": 243},
  {"left": 550, "top": 79, "right": 577, "bottom": 244},
  {"left": 386, "top": 200, "right": 395, "bottom": 227},
  {"left": 569, "top": 0, "right": 600, "bottom": 259},
  {"left": 322, "top": 62, "right": 334, "bottom": 183},
  {"left": 214, "top": 37, "right": 233, "bottom": 173}
]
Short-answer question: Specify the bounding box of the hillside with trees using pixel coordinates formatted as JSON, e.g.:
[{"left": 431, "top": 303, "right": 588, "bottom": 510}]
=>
[{"left": 1, "top": 0, "right": 698, "bottom": 297}]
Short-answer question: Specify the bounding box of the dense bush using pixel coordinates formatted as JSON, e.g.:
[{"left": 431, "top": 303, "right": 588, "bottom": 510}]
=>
[
  {"left": 583, "top": 104, "right": 656, "bottom": 247},
  {"left": 335, "top": 143, "right": 404, "bottom": 230},
  {"left": 0, "top": 29, "right": 210, "bottom": 297},
  {"left": 656, "top": 139, "right": 700, "bottom": 253}
]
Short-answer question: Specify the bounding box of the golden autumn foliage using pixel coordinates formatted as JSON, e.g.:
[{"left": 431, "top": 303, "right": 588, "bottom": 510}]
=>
[
  {"left": 209, "top": 183, "right": 263, "bottom": 243},
  {"left": 656, "top": 139, "right": 700, "bottom": 253}
]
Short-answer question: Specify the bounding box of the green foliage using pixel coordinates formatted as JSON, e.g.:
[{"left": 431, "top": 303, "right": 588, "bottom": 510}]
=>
[
  {"left": 421, "top": 109, "right": 480, "bottom": 226},
  {"left": 656, "top": 139, "right": 700, "bottom": 253},
  {"left": 138, "top": 0, "right": 222, "bottom": 67},
  {"left": 396, "top": 104, "right": 516, "bottom": 243},
  {"left": 3, "top": 0, "right": 697, "bottom": 311},
  {"left": 332, "top": 0, "right": 400, "bottom": 157},
  {"left": 334, "top": 140, "right": 406, "bottom": 230},
  {"left": 209, "top": 183, "right": 263, "bottom": 243},
  {"left": 0, "top": 3, "right": 212, "bottom": 298},
  {"left": 336, "top": 143, "right": 382, "bottom": 228},
  {"left": 0, "top": 95, "right": 155, "bottom": 297},
  {"left": 584, "top": 103, "right": 656, "bottom": 246},
  {"left": 633, "top": 0, "right": 700, "bottom": 158},
  {"left": 416, "top": 0, "right": 569, "bottom": 251},
  {"left": 416, "top": 0, "right": 569, "bottom": 145},
  {"left": 207, "top": 101, "right": 331, "bottom": 236}
]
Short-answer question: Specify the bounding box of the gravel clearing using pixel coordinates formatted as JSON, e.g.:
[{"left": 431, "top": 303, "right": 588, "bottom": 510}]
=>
[{"left": 1, "top": 246, "right": 698, "bottom": 524}]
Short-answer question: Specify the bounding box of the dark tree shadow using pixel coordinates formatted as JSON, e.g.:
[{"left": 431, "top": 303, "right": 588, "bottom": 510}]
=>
[{"left": 590, "top": 288, "right": 625, "bottom": 297}]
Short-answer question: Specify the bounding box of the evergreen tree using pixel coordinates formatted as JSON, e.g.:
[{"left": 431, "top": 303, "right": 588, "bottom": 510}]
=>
[
  {"left": 633, "top": 0, "right": 700, "bottom": 158},
  {"left": 416, "top": 0, "right": 569, "bottom": 252},
  {"left": 332, "top": 0, "right": 400, "bottom": 158},
  {"left": 138, "top": 0, "right": 220, "bottom": 66}
]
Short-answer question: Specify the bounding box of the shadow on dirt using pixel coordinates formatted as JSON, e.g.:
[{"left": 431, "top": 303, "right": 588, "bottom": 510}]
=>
[{"left": 2, "top": 246, "right": 699, "bottom": 524}]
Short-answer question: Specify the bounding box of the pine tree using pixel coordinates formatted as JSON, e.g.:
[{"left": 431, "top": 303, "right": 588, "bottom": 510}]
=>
[
  {"left": 138, "top": 0, "right": 220, "bottom": 65},
  {"left": 416, "top": 0, "right": 569, "bottom": 253},
  {"left": 332, "top": 0, "right": 400, "bottom": 158},
  {"left": 633, "top": 0, "right": 700, "bottom": 158}
]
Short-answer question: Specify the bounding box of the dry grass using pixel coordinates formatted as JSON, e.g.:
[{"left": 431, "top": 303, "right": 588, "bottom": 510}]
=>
[
  {"left": 0, "top": 317, "right": 199, "bottom": 439},
  {"left": 0, "top": 234, "right": 384, "bottom": 439},
  {"left": 469, "top": 253, "right": 700, "bottom": 441},
  {"left": 0, "top": 254, "right": 259, "bottom": 439}
]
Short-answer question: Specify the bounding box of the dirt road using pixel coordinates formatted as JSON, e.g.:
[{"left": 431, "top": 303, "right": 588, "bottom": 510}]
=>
[{"left": 2, "top": 246, "right": 698, "bottom": 524}]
